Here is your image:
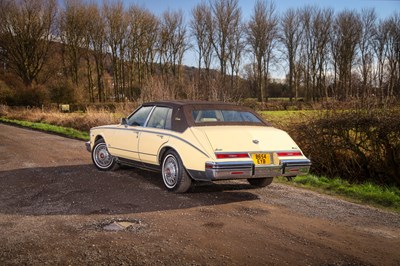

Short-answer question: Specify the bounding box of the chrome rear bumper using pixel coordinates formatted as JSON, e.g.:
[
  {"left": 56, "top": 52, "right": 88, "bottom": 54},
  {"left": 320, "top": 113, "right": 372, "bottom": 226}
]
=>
[
  {"left": 203, "top": 159, "right": 311, "bottom": 181},
  {"left": 205, "top": 161, "right": 254, "bottom": 180},
  {"left": 281, "top": 159, "right": 312, "bottom": 176}
]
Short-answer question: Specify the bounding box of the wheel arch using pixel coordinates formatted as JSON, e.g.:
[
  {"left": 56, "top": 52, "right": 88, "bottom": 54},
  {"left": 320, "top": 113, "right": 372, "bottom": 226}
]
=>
[
  {"left": 92, "top": 133, "right": 110, "bottom": 154},
  {"left": 158, "top": 146, "right": 176, "bottom": 165},
  {"left": 158, "top": 143, "right": 210, "bottom": 183},
  {"left": 94, "top": 134, "right": 104, "bottom": 143},
  {"left": 93, "top": 133, "right": 109, "bottom": 145},
  {"left": 158, "top": 136, "right": 211, "bottom": 174}
]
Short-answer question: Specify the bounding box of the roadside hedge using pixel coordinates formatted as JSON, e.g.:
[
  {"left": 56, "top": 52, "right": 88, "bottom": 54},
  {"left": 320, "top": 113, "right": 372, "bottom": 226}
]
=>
[{"left": 288, "top": 109, "right": 400, "bottom": 187}]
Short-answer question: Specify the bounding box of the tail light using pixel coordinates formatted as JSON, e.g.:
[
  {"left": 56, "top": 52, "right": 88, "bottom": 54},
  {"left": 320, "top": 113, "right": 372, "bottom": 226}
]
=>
[
  {"left": 215, "top": 153, "right": 249, "bottom": 159},
  {"left": 277, "top": 151, "right": 302, "bottom": 157}
]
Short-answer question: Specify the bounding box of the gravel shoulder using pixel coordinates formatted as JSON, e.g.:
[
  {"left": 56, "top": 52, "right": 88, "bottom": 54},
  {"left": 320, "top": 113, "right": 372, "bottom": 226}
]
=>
[{"left": 0, "top": 123, "right": 399, "bottom": 265}]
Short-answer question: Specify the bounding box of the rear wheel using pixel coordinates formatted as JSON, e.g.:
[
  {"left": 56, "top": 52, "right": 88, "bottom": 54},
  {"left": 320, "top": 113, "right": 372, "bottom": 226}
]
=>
[
  {"left": 162, "top": 150, "right": 192, "bottom": 193},
  {"left": 247, "top": 177, "right": 273, "bottom": 187},
  {"left": 92, "top": 139, "right": 117, "bottom": 171}
]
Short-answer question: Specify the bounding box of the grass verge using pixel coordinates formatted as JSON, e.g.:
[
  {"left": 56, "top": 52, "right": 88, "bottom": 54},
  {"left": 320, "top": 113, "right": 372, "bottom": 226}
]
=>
[
  {"left": 0, "top": 117, "right": 89, "bottom": 141},
  {"left": 276, "top": 175, "right": 400, "bottom": 212}
]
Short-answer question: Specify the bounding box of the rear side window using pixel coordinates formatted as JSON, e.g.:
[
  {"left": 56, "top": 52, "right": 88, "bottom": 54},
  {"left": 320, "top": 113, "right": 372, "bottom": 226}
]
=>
[
  {"left": 147, "top": 107, "right": 172, "bottom": 129},
  {"left": 127, "top": 106, "right": 153, "bottom": 126}
]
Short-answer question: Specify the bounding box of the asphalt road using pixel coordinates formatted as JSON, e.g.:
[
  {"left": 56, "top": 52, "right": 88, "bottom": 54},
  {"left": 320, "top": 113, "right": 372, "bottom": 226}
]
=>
[{"left": 0, "top": 123, "right": 399, "bottom": 265}]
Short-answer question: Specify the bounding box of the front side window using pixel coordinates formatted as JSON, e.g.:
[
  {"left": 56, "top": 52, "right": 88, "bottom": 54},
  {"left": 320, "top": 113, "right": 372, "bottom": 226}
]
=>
[
  {"left": 127, "top": 106, "right": 153, "bottom": 126},
  {"left": 146, "top": 107, "right": 172, "bottom": 129},
  {"left": 192, "top": 109, "right": 262, "bottom": 124}
]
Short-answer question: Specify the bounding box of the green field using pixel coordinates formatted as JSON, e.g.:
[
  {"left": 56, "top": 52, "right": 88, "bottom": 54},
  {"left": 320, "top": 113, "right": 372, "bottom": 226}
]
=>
[{"left": 258, "top": 110, "right": 317, "bottom": 126}]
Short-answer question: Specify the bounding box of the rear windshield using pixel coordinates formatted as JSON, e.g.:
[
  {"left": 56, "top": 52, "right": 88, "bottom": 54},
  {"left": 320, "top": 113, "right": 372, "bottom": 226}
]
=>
[{"left": 192, "top": 109, "right": 262, "bottom": 123}]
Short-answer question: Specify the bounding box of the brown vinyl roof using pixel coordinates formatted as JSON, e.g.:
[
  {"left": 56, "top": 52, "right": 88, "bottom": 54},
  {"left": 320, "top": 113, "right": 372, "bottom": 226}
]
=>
[
  {"left": 143, "top": 100, "right": 236, "bottom": 107},
  {"left": 139, "top": 101, "right": 269, "bottom": 132}
]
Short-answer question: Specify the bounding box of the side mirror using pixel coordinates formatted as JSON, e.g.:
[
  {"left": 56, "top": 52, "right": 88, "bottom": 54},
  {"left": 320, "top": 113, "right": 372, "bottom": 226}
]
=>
[{"left": 121, "top": 118, "right": 128, "bottom": 126}]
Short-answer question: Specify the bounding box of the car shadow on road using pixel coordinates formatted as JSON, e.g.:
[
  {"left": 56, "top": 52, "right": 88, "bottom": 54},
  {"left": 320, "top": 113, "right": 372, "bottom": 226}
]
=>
[{"left": 0, "top": 164, "right": 260, "bottom": 216}]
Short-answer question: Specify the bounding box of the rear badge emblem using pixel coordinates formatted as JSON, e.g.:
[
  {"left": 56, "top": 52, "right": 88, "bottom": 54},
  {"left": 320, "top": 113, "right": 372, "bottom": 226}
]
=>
[{"left": 253, "top": 140, "right": 259, "bottom": 144}]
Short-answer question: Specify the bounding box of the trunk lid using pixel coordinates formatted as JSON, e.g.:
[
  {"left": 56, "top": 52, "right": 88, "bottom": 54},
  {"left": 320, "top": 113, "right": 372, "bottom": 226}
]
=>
[{"left": 191, "top": 126, "right": 300, "bottom": 153}]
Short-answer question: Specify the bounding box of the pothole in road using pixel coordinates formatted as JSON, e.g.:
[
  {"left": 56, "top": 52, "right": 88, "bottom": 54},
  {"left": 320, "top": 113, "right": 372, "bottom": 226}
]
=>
[{"left": 92, "top": 218, "right": 147, "bottom": 232}]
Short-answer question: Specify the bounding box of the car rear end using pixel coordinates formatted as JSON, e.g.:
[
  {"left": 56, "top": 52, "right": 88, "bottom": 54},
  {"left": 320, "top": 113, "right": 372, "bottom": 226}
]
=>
[{"left": 191, "top": 125, "right": 311, "bottom": 181}]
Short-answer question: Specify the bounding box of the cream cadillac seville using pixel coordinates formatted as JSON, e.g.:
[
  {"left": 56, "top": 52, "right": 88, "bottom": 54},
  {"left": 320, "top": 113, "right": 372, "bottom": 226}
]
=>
[{"left": 86, "top": 101, "right": 311, "bottom": 193}]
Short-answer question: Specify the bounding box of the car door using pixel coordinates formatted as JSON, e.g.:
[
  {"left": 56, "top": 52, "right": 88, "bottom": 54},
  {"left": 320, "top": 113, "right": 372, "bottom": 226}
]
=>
[
  {"left": 107, "top": 105, "right": 154, "bottom": 161},
  {"left": 138, "top": 106, "right": 172, "bottom": 165}
]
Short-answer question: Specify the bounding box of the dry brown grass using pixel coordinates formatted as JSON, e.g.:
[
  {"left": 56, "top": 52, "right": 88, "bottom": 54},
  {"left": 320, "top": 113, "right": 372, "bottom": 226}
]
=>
[{"left": 0, "top": 105, "right": 137, "bottom": 132}]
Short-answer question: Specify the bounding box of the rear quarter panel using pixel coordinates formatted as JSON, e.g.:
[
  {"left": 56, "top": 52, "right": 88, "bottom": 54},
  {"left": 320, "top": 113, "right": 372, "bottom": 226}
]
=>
[{"left": 161, "top": 129, "right": 213, "bottom": 171}]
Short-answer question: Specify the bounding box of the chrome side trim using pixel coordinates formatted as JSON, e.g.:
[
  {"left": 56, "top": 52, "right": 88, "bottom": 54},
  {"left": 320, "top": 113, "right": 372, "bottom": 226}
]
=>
[
  {"left": 109, "top": 146, "right": 138, "bottom": 154},
  {"left": 109, "top": 146, "right": 156, "bottom": 158}
]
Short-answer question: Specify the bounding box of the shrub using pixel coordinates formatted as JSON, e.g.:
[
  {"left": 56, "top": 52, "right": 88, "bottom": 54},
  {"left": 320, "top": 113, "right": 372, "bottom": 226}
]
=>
[
  {"left": 17, "top": 85, "right": 49, "bottom": 106},
  {"left": 288, "top": 108, "right": 400, "bottom": 187},
  {"left": 48, "top": 79, "right": 75, "bottom": 104},
  {"left": 0, "top": 80, "right": 15, "bottom": 104}
]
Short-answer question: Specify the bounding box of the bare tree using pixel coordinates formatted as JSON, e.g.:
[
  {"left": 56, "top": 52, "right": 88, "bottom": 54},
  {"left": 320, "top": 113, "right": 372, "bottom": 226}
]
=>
[
  {"left": 210, "top": 0, "right": 241, "bottom": 99},
  {"left": 87, "top": 3, "right": 107, "bottom": 102},
  {"left": 314, "top": 8, "right": 333, "bottom": 100},
  {"left": 141, "top": 12, "right": 159, "bottom": 79},
  {"left": 280, "top": 8, "right": 303, "bottom": 100},
  {"left": 190, "top": 2, "right": 213, "bottom": 99},
  {"left": 103, "top": 0, "right": 128, "bottom": 102},
  {"left": 373, "top": 19, "right": 390, "bottom": 100},
  {"left": 80, "top": 4, "right": 98, "bottom": 103},
  {"left": 125, "top": 6, "right": 158, "bottom": 100},
  {"left": 300, "top": 6, "right": 332, "bottom": 101},
  {"left": 331, "top": 10, "right": 362, "bottom": 100},
  {"left": 0, "top": 0, "right": 57, "bottom": 86},
  {"left": 385, "top": 13, "right": 400, "bottom": 99},
  {"left": 298, "top": 6, "right": 314, "bottom": 100},
  {"left": 59, "top": 0, "right": 87, "bottom": 86},
  {"left": 126, "top": 5, "right": 144, "bottom": 99},
  {"left": 158, "top": 10, "right": 188, "bottom": 98},
  {"left": 227, "top": 7, "right": 244, "bottom": 96},
  {"left": 357, "top": 8, "right": 377, "bottom": 99},
  {"left": 246, "top": 0, "right": 278, "bottom": 105}
]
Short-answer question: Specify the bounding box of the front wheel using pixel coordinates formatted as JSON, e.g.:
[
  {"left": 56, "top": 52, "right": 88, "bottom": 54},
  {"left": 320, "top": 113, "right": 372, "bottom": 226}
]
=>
[
  {"left": 247, "top": 177, "right": 273, "bottom": 187},
  {"left": 162, "top": 150, "right": 192, "bottom": 193},
  {"left": 91, "top": 139, "right": 117, "bottom": 171}
]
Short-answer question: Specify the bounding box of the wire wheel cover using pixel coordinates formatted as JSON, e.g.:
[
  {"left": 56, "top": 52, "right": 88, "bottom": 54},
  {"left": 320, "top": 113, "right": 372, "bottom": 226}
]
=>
[
  {"left": 163, "top": 155, "right": 178, "bottom": 188},
  {"left": 94, "top": 143, "right": 113, "bottom": 168}
]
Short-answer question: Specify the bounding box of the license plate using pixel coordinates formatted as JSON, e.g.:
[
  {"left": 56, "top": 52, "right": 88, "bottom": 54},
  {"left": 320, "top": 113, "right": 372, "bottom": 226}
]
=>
[{"left": 251, "top": 153, "right": 271, "bottom": 165}]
